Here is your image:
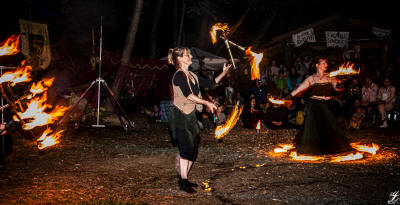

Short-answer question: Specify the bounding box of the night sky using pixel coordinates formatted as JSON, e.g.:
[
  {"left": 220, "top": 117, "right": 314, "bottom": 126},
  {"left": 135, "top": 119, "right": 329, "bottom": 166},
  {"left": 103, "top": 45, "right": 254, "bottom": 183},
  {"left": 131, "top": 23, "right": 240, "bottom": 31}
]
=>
[{"left": 1, "top": 0, "right": 398, "bottom": 63}]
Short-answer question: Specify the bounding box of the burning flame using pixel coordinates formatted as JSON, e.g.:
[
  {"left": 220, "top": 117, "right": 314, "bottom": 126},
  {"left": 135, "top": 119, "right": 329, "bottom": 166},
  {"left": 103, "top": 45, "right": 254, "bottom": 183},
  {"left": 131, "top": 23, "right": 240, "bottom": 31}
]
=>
[
  {"left": 256, "top": 120, "right": 261, "bottom": 130},
  {"left": 210, "top": 23, "right": 229, "bottom": 44},
  {"left": 350, "top": 142, "right": 379, "bottom": 155},
  {"left": 274, "top": 144, "right": 295, "bottom": 153},
  {"left": 0, "top": 34, "right": 21, "bottom": 56},
  {"left": 37, "top": 127, "right": 63, "bottom": 150},
  {"left": 245, "top": 47, "right": 263, "bottom": 80},
  {"left": 0, "top": 60, "right": 32, "bottom": 86},
  {"left": 268, "top": 97, "right": 292, "bottom": 105},
  {"left": 329, "top": 62, "right": 360, "bottom": 77},
  {"left": 13, "top": 93, "right": 69, "bottom": 130},
  {"left": 28, "top": 77, "right": 55, "bottom": 98},
  {"left": 215, "top": 103, "right": 243, "bottom": 139},
  {"left": 330, "top": 152, "right": 363, "bottom": 162},
  {"left": 289, "top": 152, "right": 325, "bottom": 161}
]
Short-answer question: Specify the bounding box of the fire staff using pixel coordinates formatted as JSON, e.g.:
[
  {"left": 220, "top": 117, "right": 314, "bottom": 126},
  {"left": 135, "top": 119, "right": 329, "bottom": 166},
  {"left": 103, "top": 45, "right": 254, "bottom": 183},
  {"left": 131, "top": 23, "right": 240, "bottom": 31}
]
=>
[
  {"left": 167, "top": 47, "right": 231, "bottom": 194},
  {"left": 285, "top": 57, "right": 351, "bottom": 155}
]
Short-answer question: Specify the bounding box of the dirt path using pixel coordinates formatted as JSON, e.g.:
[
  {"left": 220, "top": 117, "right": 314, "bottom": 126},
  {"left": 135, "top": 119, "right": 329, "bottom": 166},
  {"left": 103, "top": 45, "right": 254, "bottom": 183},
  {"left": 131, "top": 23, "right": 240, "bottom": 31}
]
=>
[{"left": 1, "top": 114, "right": 399, "bottom": 204}]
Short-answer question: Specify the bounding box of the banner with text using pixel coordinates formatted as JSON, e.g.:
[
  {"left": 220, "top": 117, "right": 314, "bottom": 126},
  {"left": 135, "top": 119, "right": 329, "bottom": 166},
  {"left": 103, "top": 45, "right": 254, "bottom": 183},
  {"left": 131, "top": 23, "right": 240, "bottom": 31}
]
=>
[
  {"left": 372, "top": 27, "right": 391, "bottom": 39},
  {"left": 325, "top": 31, "right": 349, "bottom": 48},
  {"left": 292, "top": 28, "right": 316, "bottom": 47}
]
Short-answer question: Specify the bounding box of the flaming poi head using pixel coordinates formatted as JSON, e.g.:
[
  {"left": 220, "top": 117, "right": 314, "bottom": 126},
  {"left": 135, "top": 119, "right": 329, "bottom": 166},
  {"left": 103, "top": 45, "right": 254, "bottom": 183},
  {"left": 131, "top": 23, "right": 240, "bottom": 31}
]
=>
[
  {"left": 0, "top": 34, "right": 21, "bottom": 56},
  {"left": 210, "top": 23, "right": 230, "bottom": 44},
  {"left": 245, "top": 47, "right": 263, "bottom": 80},
  {"left": 0, "top": 60, "right": 32, "bottom": 86},
  {"left": 37, "top": 127, "right": 63, "bottom": 150},
  {"left": 268, "top": 97, "right": 292, "bottom": 106},
  {"left": 215, "top": 103, "right": 243, "bottom": 139},
  {"left": 329, "top": 62, "right": 360, "bottom": 77}
]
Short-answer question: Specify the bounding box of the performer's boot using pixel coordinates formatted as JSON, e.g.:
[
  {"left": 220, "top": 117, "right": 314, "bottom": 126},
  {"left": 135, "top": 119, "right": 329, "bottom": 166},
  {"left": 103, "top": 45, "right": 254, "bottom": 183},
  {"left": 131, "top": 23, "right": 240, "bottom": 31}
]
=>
[
  {"left": 178, "top": 175, "right": 198, "bottom": 187},
  {"left": 179, "top": 179, "right": 196, "bottom": 194}
]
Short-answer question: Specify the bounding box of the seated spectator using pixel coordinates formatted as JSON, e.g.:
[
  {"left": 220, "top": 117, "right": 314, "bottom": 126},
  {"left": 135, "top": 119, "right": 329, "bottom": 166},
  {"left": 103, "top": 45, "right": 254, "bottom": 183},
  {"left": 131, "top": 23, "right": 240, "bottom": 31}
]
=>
[
  {"left": 250, "top": 80, "right": 267, "bottom": 104},
  {"left": 242, "top": 98, "right": 261, "bottom": 129},
  {"left": 274, "top": 69, "right": 287, "bottom": 97},
  {"left": 215, "top": 106, "right": 227, "bottom": 126},
  {"left": 377, "top": 78, "right": 396, "bottom": 128},
  {"left": 287, "top": 66, "right": 301, "bottom": 92},
  {"left": 346, "top": 106, "right": 367, "bottom": 130},
  {"left": 263, "top": 103, "right": 290, "bottom": 130},
  {"left": 201, "top": 106, "right": 214, "bottom": 130},
  {"left": 361, "top": 77, "right": 378, "bottom": 124}
]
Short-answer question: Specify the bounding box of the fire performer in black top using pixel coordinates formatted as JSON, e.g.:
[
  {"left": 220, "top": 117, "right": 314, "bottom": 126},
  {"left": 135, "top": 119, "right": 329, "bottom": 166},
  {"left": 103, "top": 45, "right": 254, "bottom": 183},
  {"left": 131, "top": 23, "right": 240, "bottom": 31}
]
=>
[
  {"left": 167, "top": 46, "right": 231, "bottom": 193},
  {"left": 285, "top": 57, "right": 351, "bottom": 155}
]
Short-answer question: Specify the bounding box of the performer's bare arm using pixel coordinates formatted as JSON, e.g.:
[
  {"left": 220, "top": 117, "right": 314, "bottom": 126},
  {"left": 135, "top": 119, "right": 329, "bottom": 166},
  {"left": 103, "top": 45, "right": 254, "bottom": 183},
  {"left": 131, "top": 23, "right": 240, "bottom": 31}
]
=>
[
  {"left": 187, "top": 94, "right": 217, "bottom": 112},
  {"left": 214, "top": 63, "right": 232, "bottom": 84},
  {"left": 290, "top": 76, "right": 313, "bottom": 97}
]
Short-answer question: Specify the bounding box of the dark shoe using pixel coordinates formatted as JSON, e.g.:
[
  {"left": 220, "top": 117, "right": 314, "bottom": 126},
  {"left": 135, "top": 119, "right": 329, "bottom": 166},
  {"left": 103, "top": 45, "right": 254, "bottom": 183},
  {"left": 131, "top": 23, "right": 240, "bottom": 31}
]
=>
[
  {"left": 179, "top": 179, "right": 196, "bottom": 194},
  {"left": 178, "top": 175, "right": 198, "bottom": 187}
]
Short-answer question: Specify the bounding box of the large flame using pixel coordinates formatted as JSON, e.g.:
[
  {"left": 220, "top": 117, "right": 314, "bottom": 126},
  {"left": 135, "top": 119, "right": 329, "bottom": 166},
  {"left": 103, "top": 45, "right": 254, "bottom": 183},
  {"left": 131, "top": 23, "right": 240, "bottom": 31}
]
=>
[
  {"left": 13, "top": 93, "right": 69, "bottom": 130},
  {"left": 268, "top": 97, "right": 292, "bottom": 105},
  {"left": 350, "top": 142, "right": 379, "bottom": 155},
  {"left": 0, "top": 60, "right": 32, "bottom": 86},
  {"left": 274, "top": 144, "right": 295, "bottom": 153},
  {"left": 0, "top": 34, "right": 21, "bottom": 56},
  {"left": 215, "top": 103, "right": 243, "bottom": 139},
  {"left": 329, "top": 62, "right": 360, "bottom": 77},
  {"left": 210, "top": 23, "right": 229, "bottom": 44},
  {"left": 37, "top": 127, "right": 63, "bottom": 150},
  {"left": 28, "top": 77, "right": 55, "bottom": 98},
  {"left": 245, "top": 47, "right": 263, "bottom": 80},
  {"left": 330, "top": 152, "right": 363, "bottom": 162}
]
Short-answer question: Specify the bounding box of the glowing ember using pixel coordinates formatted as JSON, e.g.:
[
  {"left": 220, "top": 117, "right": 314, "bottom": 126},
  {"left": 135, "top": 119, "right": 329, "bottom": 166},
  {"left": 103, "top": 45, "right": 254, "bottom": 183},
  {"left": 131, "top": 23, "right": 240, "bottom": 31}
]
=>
[
  {"left": 0, "top": 34, "right": 21, "bottom": 56},
  {"left": 289, "top": 152, "right": 325, "bottom": 161},
  {"left": 256, "top": 120, "right": 261, "bottom": 130},
  {"left": 330, "top": 152, "right": 363, "bottom": 162},
  {"left": 37, "top": 128, "right": 63, "bottom": 150},
  {"left": 268, "top": 97, "right": 292, "bottom": 105},
  {"left": 350, "top": 142, "right": 380, "bottom": 155},
  {"left": 274, "top": 144, "right": 295, "bottom": 153},
  {"left": 210, "top": 23, "right": 229, "bottom": 44},
  {"left": 202, "top": 179, "right": 212, "bottom": 192},
  {"left": 245, "top": 47, "right": 263, "bottom": 80},
  {"left": 215, "top": 103, "right": 243, "bottom": 139},
  {"left": 255, "top": 164, "right": 265, "bottom": 167},
  {"left": 13, "top": 93, "right": 69, "bottom": 130},
  {"left": 0, "top": 60, "right": 32, "bottom": 86},
  {"left": 329, "top": 62, "right": 360, "bottom": 77}
]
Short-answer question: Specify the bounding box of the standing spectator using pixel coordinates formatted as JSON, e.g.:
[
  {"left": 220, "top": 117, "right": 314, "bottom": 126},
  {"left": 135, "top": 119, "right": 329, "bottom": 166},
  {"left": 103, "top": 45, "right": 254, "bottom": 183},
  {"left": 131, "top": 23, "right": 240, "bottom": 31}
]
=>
[
  {"left": 238, "top": 68, "right": 253, "bottom": 101},
  {"left": 295, "top": 57, "right": 308, "bottom": 80},
  {"left": 377, "top": 78, "right": 396, "bottom": 128},
  {"left": 250, "top": 80, "right": 267, "bottom": 104},
  {"left": 274, "top": 69, "right": 287, "bottom": 97},
  {"left": 270, "top": 60, "right": 280, "bottom": 81},
  {"left": 287, "top": 67, "right": 301, "bottom": 92},
  {"left": 215, "top": 106, "right": 227, "bottom": 125}
]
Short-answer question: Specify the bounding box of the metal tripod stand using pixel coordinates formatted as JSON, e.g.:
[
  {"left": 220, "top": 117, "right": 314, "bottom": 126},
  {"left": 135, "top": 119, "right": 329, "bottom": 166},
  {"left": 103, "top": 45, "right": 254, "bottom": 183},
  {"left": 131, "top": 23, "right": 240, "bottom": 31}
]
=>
[{"left": 57, "top": 17, "right": 134, "bottom": 130}]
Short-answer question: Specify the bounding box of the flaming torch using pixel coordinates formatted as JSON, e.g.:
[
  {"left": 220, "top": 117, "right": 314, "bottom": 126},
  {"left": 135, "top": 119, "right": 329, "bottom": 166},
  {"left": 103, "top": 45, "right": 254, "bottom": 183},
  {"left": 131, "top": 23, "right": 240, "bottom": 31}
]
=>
[
  {"left": 268, "top": 97, "right": 292, "bottom": 106},
  {"left": 0, "top": 34, "right": 21, "bottom": 56},
  {"left": 256, "top": 119, "right": 261, "bottom": 133},
  {"left": 329, "top": 62, "right": 360, "bottom": 78}
]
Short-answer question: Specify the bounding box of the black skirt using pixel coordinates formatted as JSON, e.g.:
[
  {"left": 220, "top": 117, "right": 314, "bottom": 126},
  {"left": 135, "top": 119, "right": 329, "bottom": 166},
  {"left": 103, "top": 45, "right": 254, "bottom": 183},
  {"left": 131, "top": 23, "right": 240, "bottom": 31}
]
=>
[
  {"left": 294, "top": 99, "right": 351, "bottom": 155},
  {"left": 168, "top": 107, "right": 200, "bottom": 161}
]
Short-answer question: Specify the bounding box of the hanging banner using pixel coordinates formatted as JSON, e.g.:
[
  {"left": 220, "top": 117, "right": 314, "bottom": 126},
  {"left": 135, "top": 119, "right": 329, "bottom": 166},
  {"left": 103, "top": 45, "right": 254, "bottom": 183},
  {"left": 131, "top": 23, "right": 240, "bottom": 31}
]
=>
[
  {"left": 325, "top": 31, "right": 349, "bottom": 48},
  {"left": 372, "top": 27, "right": 391, "bottom": 39},
  {"left": 19, "top": 19, "right": 51, "bottom": 70},
  {"left": 292, "top": 28, "right": 316, "bottom": 47}
]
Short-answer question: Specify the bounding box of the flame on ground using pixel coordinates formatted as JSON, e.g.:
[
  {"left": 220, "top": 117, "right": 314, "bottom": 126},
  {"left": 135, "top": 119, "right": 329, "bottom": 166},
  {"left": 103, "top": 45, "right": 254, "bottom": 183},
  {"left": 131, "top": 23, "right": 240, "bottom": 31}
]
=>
[
  {"left": 210, "top": 23, "right": 229, "bottom": 44},
  {"left": 274, "top": 144, "right": 295, "bottom": 153},
  {"left": 37, "top": 128, "right": 63, "bottom": 150},
  {"left": 0, "top": 34, "right": 21, "bottom": 56},
  {"left": 268, "top": 97, "right": 292, "bottom": 105},
  {"left": 350, "top": 142, "right": 379, "bottom": 155},
  {"left": 245, "top": 47, "right": 263, "bottom": 80},
  {"left": 329, "top": 62, "right": 360, "bottom": 77},
  {"left": 215, "top": 103, "right": 243, "bottom": 139},
  {"left": 330, "top": 152, "right": 363, "bottom": 162},
  {"left": 289, "top": 152, "right": 326, "bottom": 161},
  {"left": 0, "top": 60, "right": 32, "bottom": 86},
  {"left": 256, "top": 120, "right": 261, "bottom": 130}
]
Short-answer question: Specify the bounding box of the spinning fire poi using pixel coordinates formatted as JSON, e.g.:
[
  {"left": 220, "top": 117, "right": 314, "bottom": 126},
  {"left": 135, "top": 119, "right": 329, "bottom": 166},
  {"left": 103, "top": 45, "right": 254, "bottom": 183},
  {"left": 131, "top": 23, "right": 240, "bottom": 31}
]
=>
[
  {"left": 0, "top": 34, "right": 69, "bottom": 150},
  {"left": 210, "top": 23, "right": 263, "bottom": 139}
]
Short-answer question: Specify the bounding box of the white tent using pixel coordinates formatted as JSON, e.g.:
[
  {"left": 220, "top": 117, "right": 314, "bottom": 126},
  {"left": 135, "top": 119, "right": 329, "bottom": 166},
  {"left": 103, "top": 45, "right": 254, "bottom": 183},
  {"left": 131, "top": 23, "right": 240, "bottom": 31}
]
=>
[{"left": 161, "top": 47, "right": 239, "bottom": 71}]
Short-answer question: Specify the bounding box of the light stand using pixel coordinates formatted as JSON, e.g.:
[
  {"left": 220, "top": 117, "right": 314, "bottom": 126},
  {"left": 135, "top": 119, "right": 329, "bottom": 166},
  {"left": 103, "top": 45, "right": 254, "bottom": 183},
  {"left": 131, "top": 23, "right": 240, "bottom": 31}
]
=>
[{"left": 57, "top": 17, "right": 134, "bottom": 131}]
